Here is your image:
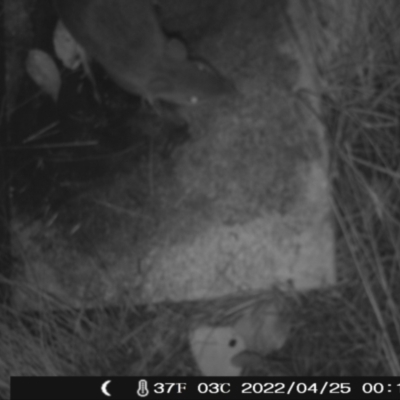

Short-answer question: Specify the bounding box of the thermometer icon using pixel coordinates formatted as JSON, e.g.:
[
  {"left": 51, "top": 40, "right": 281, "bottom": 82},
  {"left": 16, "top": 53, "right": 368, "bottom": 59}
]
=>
[{"left": 137, "top": 379, "right": 150, "bottom": 397}]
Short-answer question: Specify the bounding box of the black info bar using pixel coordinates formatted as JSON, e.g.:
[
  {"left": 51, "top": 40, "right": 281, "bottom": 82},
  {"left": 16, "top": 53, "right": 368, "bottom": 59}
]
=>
[{"left": 11, "top": 377, "right": 400, "bottom": 400}]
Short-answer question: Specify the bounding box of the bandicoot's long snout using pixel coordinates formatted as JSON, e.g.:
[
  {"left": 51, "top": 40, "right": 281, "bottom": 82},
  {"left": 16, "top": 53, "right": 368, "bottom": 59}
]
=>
[{"left": 53, "top": 0, "right": 234, "bottom": 106}]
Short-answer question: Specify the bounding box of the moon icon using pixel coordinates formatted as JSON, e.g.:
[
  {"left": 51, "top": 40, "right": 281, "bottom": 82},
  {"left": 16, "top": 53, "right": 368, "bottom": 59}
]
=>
[{"left": 101, "top": 380, "right": 112, "bottom": 397}]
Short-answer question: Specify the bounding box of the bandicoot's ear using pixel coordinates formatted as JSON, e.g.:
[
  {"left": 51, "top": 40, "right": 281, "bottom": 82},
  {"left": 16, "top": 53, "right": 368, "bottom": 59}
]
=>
[{"left": 165, "top": 38, "right": 188, "bottom": 61}]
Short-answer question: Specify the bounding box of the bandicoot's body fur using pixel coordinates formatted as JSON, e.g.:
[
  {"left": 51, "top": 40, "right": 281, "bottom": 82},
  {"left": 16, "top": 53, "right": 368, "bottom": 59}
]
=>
[{"left": 54, "top": 0, "right": 234, "bottom": 105}]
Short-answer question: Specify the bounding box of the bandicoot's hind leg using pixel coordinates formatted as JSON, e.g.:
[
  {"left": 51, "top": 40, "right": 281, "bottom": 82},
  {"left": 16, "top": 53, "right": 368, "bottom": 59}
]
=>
[
  {"left": 53, "top": 20, "right": 101, "bottom": 102},
  {"left": 78, "top": 46, "right": 101, "bottom": 102}
]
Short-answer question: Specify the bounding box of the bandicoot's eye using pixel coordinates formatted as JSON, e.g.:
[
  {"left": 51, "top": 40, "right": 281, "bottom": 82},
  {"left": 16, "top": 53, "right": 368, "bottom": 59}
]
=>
[
  {"left": 189, "top": 95, "right": 199, "bottom": 105},
  {"left": 193, "top": 60, "right": 214, "bottom": 74}
]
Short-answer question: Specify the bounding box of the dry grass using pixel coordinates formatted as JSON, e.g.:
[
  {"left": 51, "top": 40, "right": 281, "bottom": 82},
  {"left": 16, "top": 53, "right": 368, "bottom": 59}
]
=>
[
  {"left": 283, "top": 0, "right": 400, "bottom": 376},
  {"left": 2, "top": 1, "right": 400, "bottom": 398}
]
